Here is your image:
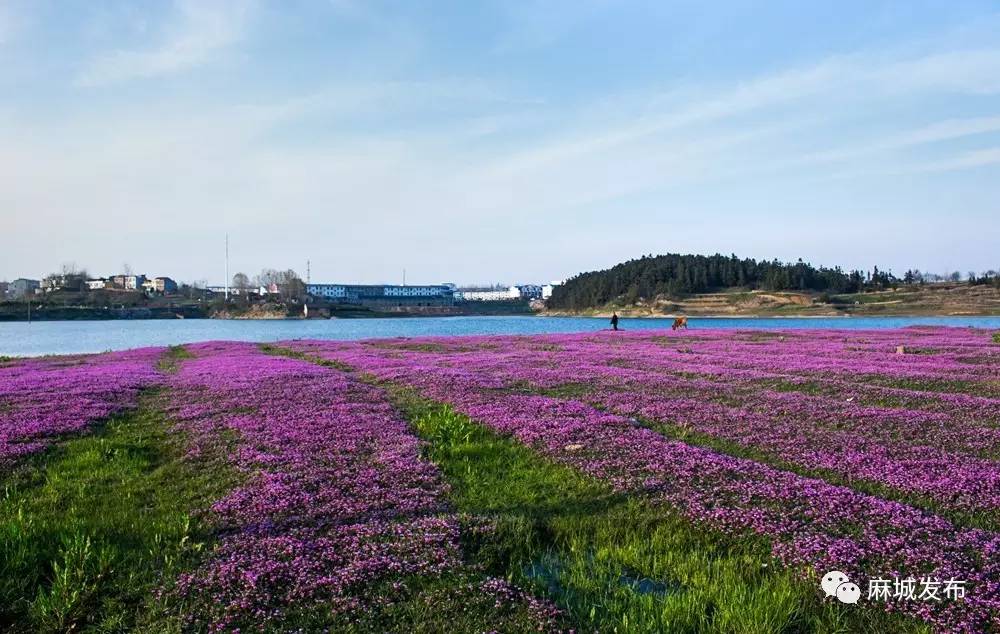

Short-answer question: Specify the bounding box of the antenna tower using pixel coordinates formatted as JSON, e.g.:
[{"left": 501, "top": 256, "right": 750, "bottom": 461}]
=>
[{"left": 225, "top": 234, "right": 230, "bottom": 301}]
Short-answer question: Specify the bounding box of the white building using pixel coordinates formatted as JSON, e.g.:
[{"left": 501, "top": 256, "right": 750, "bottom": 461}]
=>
[
  {"left": 206, "top": 285, "right": 267, "bottom": 296},
  {"left": 542, "top": 281, "right": 562, "bottom": 299},
  {"left": 8, "top": 278, "right": 40, "bottom": 299},
  {"left": 383, "top": 285, "right": 452, "bottom": 297},
  {"left": 306, "top": 283, "right": 454, "bottom": 301},
  {"left": 306, "top": 283, "right": 347, "bottom": 299},
  {"left": 461, "top": 286, "right": 522, "bottom": 301},
  {"left": 111, "top": 274, "right": 146, "bottom": 290},
  {"left": 516, "top": 284, "right": 543, "bottom": 300},
  {"left": 41, "top": 276, "right": 71, "bottom": 292},
  {"left": 86, "top": 279, "right": 107, "bottom": 290},
  {"left": 140, "top": 277, "right": 177, "bottom": 294}
]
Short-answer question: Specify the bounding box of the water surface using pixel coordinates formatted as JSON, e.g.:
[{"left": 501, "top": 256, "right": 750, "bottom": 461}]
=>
[{"left": 2, "top": 315, "right": 999, "bottom": 357}]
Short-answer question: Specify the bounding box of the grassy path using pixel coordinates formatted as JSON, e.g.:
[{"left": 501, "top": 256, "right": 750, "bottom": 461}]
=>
[
  {"left": 527, "top": 381, "right": 1000, "bottom": 533},
  {"left": 0, "top": 384, "right": 233, "bottom": 632},
  {"left": 390, "top": 388, "right": 929, "bottom": 633},
  {"left": 266, "top": 344, "right": 928, "bottom": 633}
]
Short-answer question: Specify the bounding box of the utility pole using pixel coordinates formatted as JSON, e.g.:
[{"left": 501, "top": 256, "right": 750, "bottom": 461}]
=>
[
  {"left": 307, "top": 260, "right": 311, "bottom": 285},
  {"left": 403, "top": 268, "right": 406, "bottom": 286},
  {"left": 225, "top": 233, "right": 230, "bottom": 301}
]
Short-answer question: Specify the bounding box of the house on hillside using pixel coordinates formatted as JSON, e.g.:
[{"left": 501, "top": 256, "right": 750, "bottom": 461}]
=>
[
  {"left": 142, "top": 277, "right": 178, "bottom": 295},
  {"left": 155, "top": 277, "right": 178, "bottom": 294},
  {"left": 111, "top": 274, "right": 146, "bottom": 290},
  {"left": 8, "top": 278, "right": 40, "bottom": 299},
  {"left": 41, "top": 274, "right": 88, "bottom": 293},
  {"left": 542, "top": 281, "right": 563, "bottom": 299},
  {"left": 516, "top": 284, "right": 543, "bottom": 300}
]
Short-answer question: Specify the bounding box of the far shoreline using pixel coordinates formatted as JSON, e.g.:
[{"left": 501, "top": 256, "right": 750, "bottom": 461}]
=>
[
  {"left": 2, "top": 312, "right": 1000, "bottom": 324},
  {"left": 4, "top": 315, "right": 998, "bottom": 358},
  {"left": 542, "top": 311, "right": 1000, "bottom": 319}
]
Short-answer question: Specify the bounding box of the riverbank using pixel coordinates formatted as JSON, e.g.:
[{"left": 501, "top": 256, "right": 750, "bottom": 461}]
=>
[
  {"left": 0, "top": 305, "right": 210, "bottom": 321},
  {"left": 0, "top": 301, "right": 536, "bottom": 322},
  {"left": 544, "top": 283, "right": 1000, "bottom": 318},
  {"left": 4, "top": 315, "right": 999, "bottom": 357}
]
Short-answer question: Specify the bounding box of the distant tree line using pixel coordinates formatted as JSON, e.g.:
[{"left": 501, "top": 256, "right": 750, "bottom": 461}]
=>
[
  {"left": 962, "top": 271, "right": 1000, "bottom": 287},
  {"left": 547, "top": 253, "right": 1000, "bottom": 310},
  {"left": 7, "top": 263, "right": 308, "bottom": 307},
  {"left": 227, "top": 268, "right": 305, "bottom": 304}
]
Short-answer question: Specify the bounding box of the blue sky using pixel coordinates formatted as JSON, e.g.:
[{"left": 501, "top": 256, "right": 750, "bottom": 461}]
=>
[{"left": 1, "top": 1, "right": 998, "bottom": 286}]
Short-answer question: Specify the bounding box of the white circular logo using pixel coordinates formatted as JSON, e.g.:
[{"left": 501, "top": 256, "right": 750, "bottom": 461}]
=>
[
  {"left": 836, "top": 582, "right": 861, "bottom": 604},
  {"left": 822, "top": 571, "right": 849, "bottom": 598}
]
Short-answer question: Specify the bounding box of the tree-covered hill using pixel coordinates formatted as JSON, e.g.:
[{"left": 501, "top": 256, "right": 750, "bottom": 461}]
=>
[{"left": 547, "top": 253, "right": 892, "bottom": 311}]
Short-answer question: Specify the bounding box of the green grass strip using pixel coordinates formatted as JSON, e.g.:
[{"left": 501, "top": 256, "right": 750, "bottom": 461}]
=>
[
  {"left": 264, "top": 344, "right": 928, "bottom": 632},
  {"left": 157, "top": 345, "right": 194, "bottom": 373},
  {"left": 388, "top": 387, "right": 928, "bottom": 634},
  {"left": 0, "top": 391, "right": 234, "bottom": 633},
  {"left": 524, "top": 381, "right": 1000, "bottom": 533}
]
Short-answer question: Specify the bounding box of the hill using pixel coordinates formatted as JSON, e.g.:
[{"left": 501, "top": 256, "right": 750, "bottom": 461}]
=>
[{"left": 546, "top": 253, "right": 1000, "bottom": 316}]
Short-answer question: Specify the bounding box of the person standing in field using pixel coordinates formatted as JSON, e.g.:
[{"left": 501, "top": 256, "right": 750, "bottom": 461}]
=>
[{"left": 610, "top": 312, "right": 619, "bottom": 331}]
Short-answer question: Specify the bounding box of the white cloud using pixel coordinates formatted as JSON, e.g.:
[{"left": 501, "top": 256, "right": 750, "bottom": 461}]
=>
[
  {"left": 4, "top": 13, "right": 1000, "bottom": 281},
  {"left": 758, "top": 115, "right": 1000, "bottom": 173},
  {"left": 908, "top": 147, "right": 1000, "bottom": 173},
  {"left": 461, "top": 46, "right": 1000, "bottom": 206},
  {"left": 878, "top": 49, "right": 1000, "bottom": 95},
  {"left": 77, "top": 0, "right": 253, "bottom": 86},
  {"left": 894, "top": 116, "right": 1000, "bottom": 146}
]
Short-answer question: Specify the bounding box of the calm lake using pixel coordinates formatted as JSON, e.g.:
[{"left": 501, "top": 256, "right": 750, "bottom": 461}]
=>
[{"left": 3, "top": 315, "right": 1000, "bottom": 357}]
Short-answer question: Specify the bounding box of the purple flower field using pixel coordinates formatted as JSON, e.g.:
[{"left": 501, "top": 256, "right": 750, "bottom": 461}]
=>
[
  {"left": 162, "top": 342, "right": 561, "bottom": 631},
  {"left": 0, "top": 349, "right": 162, "bottom": 467},
  {"left": 3, "top": 327, "right": 998, "bottom": 631},
  {"left": 287, "top": 326, "right": 1000, "bottom": 632}
]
